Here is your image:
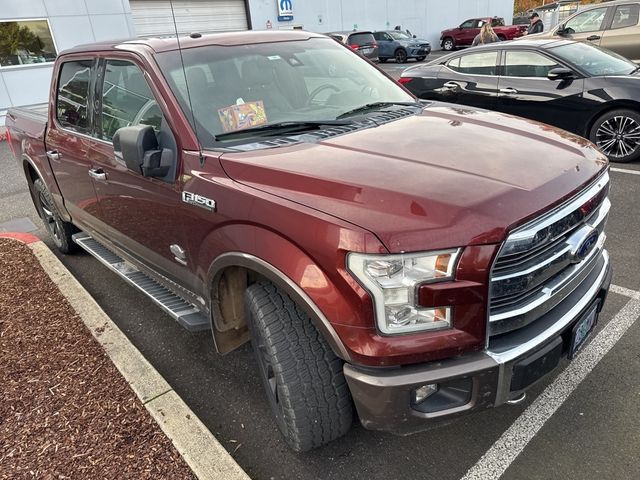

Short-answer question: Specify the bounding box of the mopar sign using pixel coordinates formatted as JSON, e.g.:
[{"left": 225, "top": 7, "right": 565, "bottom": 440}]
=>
[{"left": 277, "top": 0, "right": 293, "bottom": 21}]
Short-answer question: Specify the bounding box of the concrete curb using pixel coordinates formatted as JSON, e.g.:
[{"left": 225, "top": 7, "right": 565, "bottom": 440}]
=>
[{"left": 1, "top": 233, "right": 250, "bottom": 480}]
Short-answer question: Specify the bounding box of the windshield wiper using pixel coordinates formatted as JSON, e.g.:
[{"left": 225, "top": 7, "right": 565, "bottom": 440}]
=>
[
  {"left": 336, "top": 101, "right": 422, "bottom": 119},
  {"left": 215, "top": 120, "right": 354, "bottom": 140}
]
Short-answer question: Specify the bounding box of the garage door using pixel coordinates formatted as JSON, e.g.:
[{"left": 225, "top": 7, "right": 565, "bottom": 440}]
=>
[{"left": 130, "top": 0, "right": 248, "bottom": 37}]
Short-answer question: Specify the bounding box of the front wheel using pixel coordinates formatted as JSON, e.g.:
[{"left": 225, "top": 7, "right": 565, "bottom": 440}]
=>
[
  {"left": 442, "top": 37, "right": 455, "bottom": 51},
  {"left": 589, "top": 109, "right": 640, "bottom": 163},
  {"left": 394, "top": 48, "right": 408, "bottom": 63},
  {"left": 33, "top": 178, "right": 77, "bottom": 253},
  {"left": 245, "top": 281, "right": 353, "bottom": 452}
]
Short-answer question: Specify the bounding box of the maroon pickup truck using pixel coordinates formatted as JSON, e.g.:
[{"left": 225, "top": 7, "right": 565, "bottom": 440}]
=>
[
  {"left": 7, "top": 30, "right": 612, "bottom": 452},
  {"left": 440, "top": 17, "right": 527, "bottom": 50}
]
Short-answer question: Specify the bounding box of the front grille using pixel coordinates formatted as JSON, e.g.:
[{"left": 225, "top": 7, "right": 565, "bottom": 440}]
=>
[{"left": 489, "top": 172, "right": 610, "bottom": 338}]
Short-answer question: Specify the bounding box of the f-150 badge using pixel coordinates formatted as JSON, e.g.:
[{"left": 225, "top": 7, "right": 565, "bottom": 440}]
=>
[{"left": 182, "top": 191, "right": 216, "bottom": 212}]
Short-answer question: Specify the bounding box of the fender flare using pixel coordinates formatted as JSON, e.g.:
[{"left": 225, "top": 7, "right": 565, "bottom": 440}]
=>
[{"left": 208, "top": 252, "right": 353, "bottom": 362}]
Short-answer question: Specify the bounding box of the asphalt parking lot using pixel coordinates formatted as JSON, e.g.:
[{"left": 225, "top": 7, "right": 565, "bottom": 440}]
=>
[{"left": 2, "top": 109, "right": 640, "bottom": 479}]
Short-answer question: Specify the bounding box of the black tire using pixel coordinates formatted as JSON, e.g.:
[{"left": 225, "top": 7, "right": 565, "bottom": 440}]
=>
[
  {"left": 589, "top": 109, "right": 640, "bottom": 163},
  {"left": 379, "top": 57, "right": 387, "bottom": 63},
  {"left": 245, "top": 281, "right": 353, "bottom": 452},
  {"left": 442, "top": 37, "right": 455, "bottom": 51},
  {"left": 33, "top": 178, "right": 77, "bottom": 253},
  {"left": 416, "top": 56, "right": 427, "bottom": 62},
  {"left": 497, "top": 34, "right": 506, "bottom": 41},
  {"left": 394, "top": 48, "right": 408, "bottom": 63}
]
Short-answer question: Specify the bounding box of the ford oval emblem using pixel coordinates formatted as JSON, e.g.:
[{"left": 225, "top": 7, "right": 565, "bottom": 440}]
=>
[{"left": 574, "top": 229, "right": 599, "bottom": 262}]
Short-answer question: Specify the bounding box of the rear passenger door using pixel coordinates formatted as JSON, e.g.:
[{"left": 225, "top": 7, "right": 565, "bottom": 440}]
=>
[
  {"left": 495, "top": 50, "right": 585, "bottom": 133},
  {"left": 88, "top": 57, "right": 190, "bottom": 284},
  {"left": 46, "top": 59, "right": 103, "bottom": 230},
  {"left": 436, "top": 50, "right": 500, "bottom": 110},
  {"left": 600, "top": 3, "right": 640, "bottom": 61}
]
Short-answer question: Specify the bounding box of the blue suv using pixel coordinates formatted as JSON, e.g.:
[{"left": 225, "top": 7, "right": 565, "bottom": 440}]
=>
[{"left": 373, "top": 30, "right": 431, "bottom": 63}]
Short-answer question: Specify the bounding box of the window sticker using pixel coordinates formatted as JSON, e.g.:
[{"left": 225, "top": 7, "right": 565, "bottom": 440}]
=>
[{"left": 218, "top": 101, "right": 268, "bottom": 133}]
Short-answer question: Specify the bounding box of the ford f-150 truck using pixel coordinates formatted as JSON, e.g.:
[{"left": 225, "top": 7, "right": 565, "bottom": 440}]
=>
[
  {"left": 440, "top": 17, "right": 528, "bottom": 50},
  {"left": 7, "top": 30, "right": 612, "bottom": 452}
]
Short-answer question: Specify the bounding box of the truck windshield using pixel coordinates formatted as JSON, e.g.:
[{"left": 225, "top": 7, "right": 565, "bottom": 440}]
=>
[{"left": 155, "top": 37, "right": 415, "bottom": 145}]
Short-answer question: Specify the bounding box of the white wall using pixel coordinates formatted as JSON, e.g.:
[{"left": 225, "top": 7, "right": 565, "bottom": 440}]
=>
[
  {"left": 0, "top": 0, "right": 136, "bottom": 126},
  {"left": 249, "top": 0, "right": 514, "bottom": 47}
]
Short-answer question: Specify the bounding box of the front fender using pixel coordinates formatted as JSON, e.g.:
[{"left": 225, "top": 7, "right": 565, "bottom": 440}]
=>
[{"left": 200, "top": 224, "right": 379, "bottom": 362}]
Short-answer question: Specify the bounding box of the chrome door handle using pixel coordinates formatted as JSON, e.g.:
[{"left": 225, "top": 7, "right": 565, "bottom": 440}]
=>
[
  {"left": 443, "top": 81, "right": 460, "bottom": 89},
  {"left": 46, "top": 150, "right": 60, "bottom": 161},
  {"left": 88, "top": 168, "right": 107, "bottom": 181},
  {"left": 500, "top": 87, "right": 518, "bottom": 95},
  {"left": 587, "top": 35, "right": 601, "bottom": 41}
]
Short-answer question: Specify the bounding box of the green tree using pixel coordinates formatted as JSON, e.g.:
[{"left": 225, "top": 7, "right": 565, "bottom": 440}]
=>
[{"left": 0, "top": 22, "right": 44, "bottom": 65}]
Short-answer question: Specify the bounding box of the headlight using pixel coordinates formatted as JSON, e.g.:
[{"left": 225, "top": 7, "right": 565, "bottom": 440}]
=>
[{"left": 347, "top": 249, "right": 460, "bottom": 335}]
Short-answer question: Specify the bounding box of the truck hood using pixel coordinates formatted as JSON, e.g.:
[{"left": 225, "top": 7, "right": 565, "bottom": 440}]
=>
[{"left": 219, "top": 104, "right": 607, "bottom": 253}]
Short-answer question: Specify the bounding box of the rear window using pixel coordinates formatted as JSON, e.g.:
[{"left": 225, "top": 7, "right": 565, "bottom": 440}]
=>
[
  {"left": 348, "top": 33, "right": 375, "bottom": 46},
  {"left": 448, "top": 51, "right": 498, "bottom": 75},
  {"left": 611, "top": 4, "right": 640, "bottom": 30},
  {"left": 56, "top": 60, "right": 92, "bottom": 133},
  {"left": 491, "top": 18, "right": 505, "bottom": 27}
]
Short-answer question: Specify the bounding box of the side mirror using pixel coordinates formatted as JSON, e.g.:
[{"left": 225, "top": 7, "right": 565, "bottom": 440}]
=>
[
  {"left": 413, "top": 34, "right": 417, "bottom": 38},
  {"left": 555, "top": 24, "right": 567, "bottom": 36},
  {"left": 548, "top": 67, "right": 575, "bottom": 81},
  {"left": 112, "top": 125, "right": 171, "bottom": 177}
]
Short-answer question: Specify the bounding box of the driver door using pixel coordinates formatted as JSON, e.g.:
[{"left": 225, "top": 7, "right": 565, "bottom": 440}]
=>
[
  {"left": 88, "top": 57, "right": 190, "bottom": 284},
  {"left": 558, "top": 6, "right": 611, "bottom": 46},
  {"left": 459, "top": 19, "right": 480, "bottom": 46}
]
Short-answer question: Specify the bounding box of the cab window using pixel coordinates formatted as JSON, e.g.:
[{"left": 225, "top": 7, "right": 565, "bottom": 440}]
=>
[
  {"left": 564, "top": 7, "right": 608, "bottom": 33},
  {"left": 449, "top": 51, "right": 498, "bottom": 75},
  {"left": 610, "top": 4, "right": 640, "bottom": 30},
  {"left": 56, "top": 60, "right": 92, "bottom": 133},
  {"left": 99, "top": 60, "right": 163, "bottom": 141},
  {"left": 504, "top": 51, "right": 560, "bottom": 77},
  {"left": 460, "top": 19, "right": 475, "bottom": 29}
]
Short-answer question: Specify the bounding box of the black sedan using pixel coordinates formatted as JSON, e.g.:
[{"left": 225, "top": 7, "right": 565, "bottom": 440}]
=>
[{"left": 399, "top": 39, "right": 640, "bottom": 163}]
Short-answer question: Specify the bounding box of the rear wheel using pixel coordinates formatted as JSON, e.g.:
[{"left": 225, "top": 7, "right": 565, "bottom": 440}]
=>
[
  {"left": 589, "top": 109, "right": 640, "bottom": 163},
  {"left": 33, "top": 178, "right": 77, "bottom": 253},
  {"left": 394, "top": 48, "right": 408, "bottom": 63},
  {"left": 497, "top": 34, "right": 506, "bottom": 41},
  {"left": 442, "top": 37, "right": 455, "bottom": 51},
  {"left": 245, "top": 281, "right": 353, "bottom": 452}
]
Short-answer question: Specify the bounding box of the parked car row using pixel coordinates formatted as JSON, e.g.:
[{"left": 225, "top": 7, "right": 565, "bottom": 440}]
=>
[{"left": 327, "top": 29, "right": 431, "bottom": 63}]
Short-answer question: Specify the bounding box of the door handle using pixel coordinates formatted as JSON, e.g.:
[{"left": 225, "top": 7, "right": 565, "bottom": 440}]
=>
[
  {"left": 586, "top": 35, "right": 601, "bottom": 41},
  {"left": 500, "top": 87, "right": 519, "bottom": 95},
  {"left": 46, "top": 150, "right": 60, "bottom": 161},
  {"left": 88, "top": 168, "right": 107, "bottom": 181},
  {"left": 443, "top": 81, "right": 460, "bottom": 89}
]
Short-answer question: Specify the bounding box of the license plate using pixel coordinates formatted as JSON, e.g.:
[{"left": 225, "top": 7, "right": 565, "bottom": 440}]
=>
[
  {"left": 361, "top": 48, "right": 372, "bottom": 54},
  {"left": 569, "top": 301, "right": 600, "bottom": 359}
]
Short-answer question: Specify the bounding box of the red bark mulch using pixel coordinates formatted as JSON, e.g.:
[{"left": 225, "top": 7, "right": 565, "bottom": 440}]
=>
[{"left": 0, "top": 238, "right": 195, "bottom": 479}]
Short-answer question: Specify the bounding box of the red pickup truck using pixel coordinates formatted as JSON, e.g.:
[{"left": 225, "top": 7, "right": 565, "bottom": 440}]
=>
[
  {"left": 7, "top": 30, "right": 611, "bottom": 452},
  {"left": 440, "top": 17, "right": 528, "bottom": 50}
]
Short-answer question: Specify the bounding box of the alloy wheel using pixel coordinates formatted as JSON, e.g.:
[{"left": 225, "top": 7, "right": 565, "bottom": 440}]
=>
[
  {"left": 395, "top": 49, "right": 408, "bottom": 63},
  {"left": 595, "top": 115, "right": 640, "bottom": 159},
  {"left": 38, "top": 191, "right": 62, "bottom": 243}
]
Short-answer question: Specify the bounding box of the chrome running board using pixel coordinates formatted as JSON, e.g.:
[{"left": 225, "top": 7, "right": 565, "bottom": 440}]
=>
[{"left": 72, "top": 232, "right": 210, "bottom": 332}]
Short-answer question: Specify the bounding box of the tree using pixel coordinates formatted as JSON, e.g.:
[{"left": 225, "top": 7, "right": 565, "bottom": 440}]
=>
[{"left": 0, "top": 22, "right": 44, "bottom": 66}]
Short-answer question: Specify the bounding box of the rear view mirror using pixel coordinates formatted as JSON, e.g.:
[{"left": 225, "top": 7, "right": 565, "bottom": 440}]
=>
[
  {"left": 548, "top": 67, "right": 575, "bottom": 81},
  {"left": 113, "top": 125, "right": 171, "bottom": 177}
]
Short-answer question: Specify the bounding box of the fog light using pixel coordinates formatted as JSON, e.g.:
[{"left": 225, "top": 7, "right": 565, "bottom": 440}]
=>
[{"left": 413, "top": 384, "right": 438, "bottom": 404}]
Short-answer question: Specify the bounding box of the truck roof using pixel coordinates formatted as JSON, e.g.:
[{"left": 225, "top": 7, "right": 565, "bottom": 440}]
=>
[{"left": 61, "top": 30, "right": 327, "bottom": 55}]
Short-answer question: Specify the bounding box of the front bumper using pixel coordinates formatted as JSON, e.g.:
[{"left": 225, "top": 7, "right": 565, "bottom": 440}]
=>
[{"left": 344, "top": 250, "right": 611, "bottom": 435}]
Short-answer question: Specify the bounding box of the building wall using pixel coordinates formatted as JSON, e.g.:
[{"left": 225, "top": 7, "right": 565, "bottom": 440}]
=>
[
  {"left": 0, "top": 0, "right": 135, "bottom": 126},
  {"left": 248, "top": 0, "right": 514, "bottom": 45}
]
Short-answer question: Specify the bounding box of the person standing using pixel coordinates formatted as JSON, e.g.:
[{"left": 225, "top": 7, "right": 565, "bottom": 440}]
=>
[
  {"left": 472, "top": 22, "right": 500, "bottom": 46},
  {"left": 527, "top": 12, "right": 544, "bottom": 35}
]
